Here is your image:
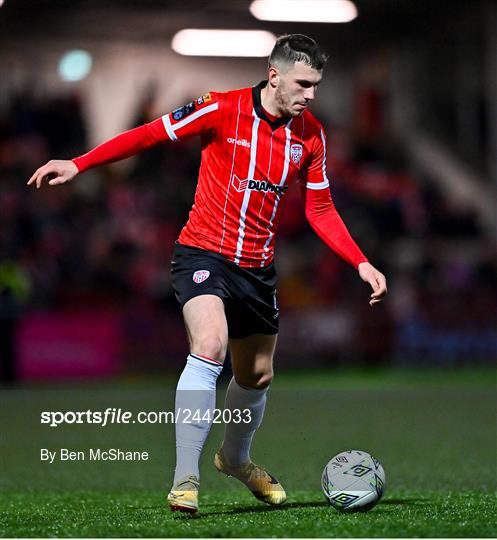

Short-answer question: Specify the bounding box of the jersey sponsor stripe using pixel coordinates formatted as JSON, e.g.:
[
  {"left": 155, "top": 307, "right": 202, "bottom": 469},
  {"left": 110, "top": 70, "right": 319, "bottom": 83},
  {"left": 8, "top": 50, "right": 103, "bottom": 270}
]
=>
[
  {"left": 261, "top": 121, "right": 292, "bottom": 265},
  {"left": 234, "top": 111, "right": 259, "bottom": 265},
  {"left": 162, "top": 114, "right": 178, "bottom": 141},
  {"left": 172, "top": 102, "right": 219, "bottom": 134},
  {"left": 219, "top": 95, "right": 242, "bottom": 255}
]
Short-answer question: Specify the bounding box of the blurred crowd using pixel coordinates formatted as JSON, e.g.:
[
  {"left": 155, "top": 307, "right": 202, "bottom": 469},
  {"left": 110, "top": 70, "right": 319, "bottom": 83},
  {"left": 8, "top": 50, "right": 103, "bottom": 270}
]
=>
[{"left": 0, "top": 85, "right": 495, "bottom": 379}]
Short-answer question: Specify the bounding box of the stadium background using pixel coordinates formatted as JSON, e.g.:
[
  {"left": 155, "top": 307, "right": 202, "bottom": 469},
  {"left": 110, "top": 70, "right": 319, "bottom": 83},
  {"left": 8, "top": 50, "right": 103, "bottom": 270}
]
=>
[
  {"left": 0, "top": 1, "right": 496, "bottom": 537},
  {"left": 0, "top": 0, "right": 495, "bottom": 379}
]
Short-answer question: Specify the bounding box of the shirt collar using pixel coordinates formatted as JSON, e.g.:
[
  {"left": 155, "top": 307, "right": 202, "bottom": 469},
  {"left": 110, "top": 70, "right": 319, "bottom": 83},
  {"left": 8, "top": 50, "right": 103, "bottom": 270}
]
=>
[{"left": 252, "top": 81, "right": 291, "bottom": 130}]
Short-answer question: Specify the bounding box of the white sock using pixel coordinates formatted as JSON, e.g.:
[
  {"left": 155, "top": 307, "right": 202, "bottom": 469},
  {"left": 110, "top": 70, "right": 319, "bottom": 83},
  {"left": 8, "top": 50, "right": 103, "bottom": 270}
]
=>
[
  {"left": 221, "top": 377, "right": 268, "bottom": 467},
  {"left": 173, "top": 353, "right": 223, "bottom": 483}
]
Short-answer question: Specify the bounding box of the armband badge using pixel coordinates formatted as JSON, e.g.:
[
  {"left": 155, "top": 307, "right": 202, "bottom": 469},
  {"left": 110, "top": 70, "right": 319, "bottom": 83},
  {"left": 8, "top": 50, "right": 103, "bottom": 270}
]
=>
[
  {"left": 196, "top": 93, "right": 212, "bottom": 105},
  {"left": 172, "top": 101, "right": 195, "bottom": 121}
]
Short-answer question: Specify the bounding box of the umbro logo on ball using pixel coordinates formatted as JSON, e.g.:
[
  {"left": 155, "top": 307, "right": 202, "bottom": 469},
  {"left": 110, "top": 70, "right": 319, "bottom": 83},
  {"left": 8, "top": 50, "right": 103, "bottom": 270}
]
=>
[{"left": 192, "top": 270, "right": 210, "bottom": 284}]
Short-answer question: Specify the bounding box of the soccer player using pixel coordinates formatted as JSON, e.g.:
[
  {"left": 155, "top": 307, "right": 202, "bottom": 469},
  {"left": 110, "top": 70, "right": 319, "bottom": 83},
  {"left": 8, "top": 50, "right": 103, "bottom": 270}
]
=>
[{"left": 28, "top": 34, "right": 387, "bottom": 514}]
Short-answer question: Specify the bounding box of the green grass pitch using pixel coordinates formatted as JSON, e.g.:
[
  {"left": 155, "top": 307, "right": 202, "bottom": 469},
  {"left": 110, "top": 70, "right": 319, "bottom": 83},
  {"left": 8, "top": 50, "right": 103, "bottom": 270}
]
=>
[{"left": 1, "top": 368, "right": 496, "bottom": 537}]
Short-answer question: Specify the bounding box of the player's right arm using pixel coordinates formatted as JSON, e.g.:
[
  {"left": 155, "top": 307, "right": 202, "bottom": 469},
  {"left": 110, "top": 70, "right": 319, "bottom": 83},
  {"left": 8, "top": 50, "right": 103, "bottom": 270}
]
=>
[
  {"left": 27, "top": 92, "right": 220, "bottom": 189},
  {"left": 301, "top": 124, "right": 387, "bottom": 306}
]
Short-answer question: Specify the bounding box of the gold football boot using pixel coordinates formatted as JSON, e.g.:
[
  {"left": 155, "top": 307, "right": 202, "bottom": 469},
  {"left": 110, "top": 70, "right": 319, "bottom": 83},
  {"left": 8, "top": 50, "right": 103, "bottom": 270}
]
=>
[
  {"left": 167, "top": 475, "right": 199, "bottom": 514},
  {"left": 214, "top": 448, "right": 286, "bottom": 505}
]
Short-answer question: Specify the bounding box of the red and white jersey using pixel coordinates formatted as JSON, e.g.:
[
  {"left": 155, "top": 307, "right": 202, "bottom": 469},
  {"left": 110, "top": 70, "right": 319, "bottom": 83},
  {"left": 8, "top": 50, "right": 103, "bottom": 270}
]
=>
[
  {"left": 162, "top": 82, "right": 330, "bottom": 268},
  {"left": 74, "top": 82, "right": 367, "bottom": 269}
]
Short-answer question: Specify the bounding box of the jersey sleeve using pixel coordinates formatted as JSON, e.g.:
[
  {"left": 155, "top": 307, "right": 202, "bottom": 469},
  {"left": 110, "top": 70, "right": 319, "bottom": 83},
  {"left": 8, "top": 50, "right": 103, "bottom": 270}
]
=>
[
  {"left": 301, "top": 126, "right": 330, "bottom": 191},
  {"left": 72, "top": 92, "right": 220, "bottom": 173},
  {"left": 302, "top": 184, "right": 368, "bottom": 268},
  {"left": 161, "top": 92, "right": 220, "bottom": 142},
  {"left": 301, "top": 125, "right": 368, "bottom": 269}
]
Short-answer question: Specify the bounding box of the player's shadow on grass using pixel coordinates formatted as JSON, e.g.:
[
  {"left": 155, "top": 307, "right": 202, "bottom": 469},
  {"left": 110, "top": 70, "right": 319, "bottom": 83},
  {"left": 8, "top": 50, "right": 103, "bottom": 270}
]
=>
[
  {"left": 194, "top": 500, "right": 330, "bottom": 517},
  {"left": 193, "top": 498, "right": 428, "bottom": 518},
  {"left": 381, "top": 497, "right": 428, "bottom": 506},
  {"left": 141, "top": 498, "right": 424, "bottom": 519}
]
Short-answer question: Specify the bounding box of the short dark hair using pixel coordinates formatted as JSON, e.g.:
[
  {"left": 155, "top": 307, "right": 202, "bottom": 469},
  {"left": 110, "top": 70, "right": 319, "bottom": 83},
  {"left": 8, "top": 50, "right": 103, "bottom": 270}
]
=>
[{"left": 269, "top": 34, "right": 328, "bottom": 71}]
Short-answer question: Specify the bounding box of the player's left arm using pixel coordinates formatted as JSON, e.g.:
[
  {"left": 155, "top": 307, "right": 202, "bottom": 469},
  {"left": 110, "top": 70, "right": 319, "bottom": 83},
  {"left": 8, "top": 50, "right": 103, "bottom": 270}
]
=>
[{"left": 301, "top": 128, "right": 387, "bottom": 306}]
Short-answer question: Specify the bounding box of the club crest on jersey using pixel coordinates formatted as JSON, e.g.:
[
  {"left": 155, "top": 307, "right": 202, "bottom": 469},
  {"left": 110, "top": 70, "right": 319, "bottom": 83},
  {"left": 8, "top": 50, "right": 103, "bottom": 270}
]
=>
[
  {"left": 290, "top": 143, "right": 303, "bottom": 165},
  {"left": 192, "top": 270, "right": 210, "bottom": 284}
]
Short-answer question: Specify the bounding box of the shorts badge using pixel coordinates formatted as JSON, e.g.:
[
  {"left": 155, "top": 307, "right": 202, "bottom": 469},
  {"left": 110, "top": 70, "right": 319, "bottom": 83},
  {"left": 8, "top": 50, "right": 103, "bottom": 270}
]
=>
[{"left": 193, "top": 270, "right": 210, "bottom": 284}]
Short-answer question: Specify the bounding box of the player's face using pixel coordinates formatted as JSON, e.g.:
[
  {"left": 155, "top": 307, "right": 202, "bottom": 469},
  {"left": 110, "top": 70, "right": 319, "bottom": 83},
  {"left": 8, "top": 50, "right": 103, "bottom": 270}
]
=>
[{"left": 273, "top": 61, "right": 322, "bottom": 117}]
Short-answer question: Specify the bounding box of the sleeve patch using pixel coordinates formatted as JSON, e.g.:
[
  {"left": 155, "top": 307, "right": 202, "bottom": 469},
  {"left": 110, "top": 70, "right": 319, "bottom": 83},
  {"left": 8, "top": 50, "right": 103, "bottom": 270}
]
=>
[
  {"left": 196, "top": 93, "right": 212, "bottom": 105},
  {"left": 171, "top": 93, "right": 214, "bottom": 122},
  {"left": 172, "top": 101, "right": 195, "bottom": 121}
]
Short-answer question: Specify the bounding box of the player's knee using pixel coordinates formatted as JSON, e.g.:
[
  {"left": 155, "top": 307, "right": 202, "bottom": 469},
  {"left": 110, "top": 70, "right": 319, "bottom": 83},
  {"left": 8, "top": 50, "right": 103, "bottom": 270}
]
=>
[
  {"left": 239, "top": 369, "right": 273, "bottom": 389},
  {"left": 256, "top": 371, "right": 273, "bottom": 388},
  {"left": 192, "top": 335, "right": 227, "bottom": 363}
]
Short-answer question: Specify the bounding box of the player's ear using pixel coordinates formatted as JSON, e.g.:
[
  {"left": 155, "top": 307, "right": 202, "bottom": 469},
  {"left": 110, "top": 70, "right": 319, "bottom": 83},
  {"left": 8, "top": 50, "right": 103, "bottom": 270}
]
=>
[{"left": 268, "top": 65, "right": 280, "bottom": 88}]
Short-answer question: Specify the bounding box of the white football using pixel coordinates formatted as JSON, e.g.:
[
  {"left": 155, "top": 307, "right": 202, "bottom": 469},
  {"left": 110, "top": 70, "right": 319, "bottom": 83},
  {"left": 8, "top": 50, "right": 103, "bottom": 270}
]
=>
[{"left": 322, "top": 450, "right": 386, "bottom": 512}]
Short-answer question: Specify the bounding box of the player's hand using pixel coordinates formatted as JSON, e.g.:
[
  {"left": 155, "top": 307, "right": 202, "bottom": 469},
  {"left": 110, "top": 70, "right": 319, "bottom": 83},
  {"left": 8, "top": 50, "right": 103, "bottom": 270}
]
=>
[
  {"left": 27, "top": 159, "right": 79, "bottom": 189},
  {"left": 358, "top": 262, "right": 387, "bottom": 307}
]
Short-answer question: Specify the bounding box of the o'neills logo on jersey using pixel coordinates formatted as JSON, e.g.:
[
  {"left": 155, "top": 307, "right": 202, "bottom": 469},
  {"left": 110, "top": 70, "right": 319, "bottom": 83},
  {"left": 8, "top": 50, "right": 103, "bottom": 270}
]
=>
[
  {"left": 227, "top": 137, "right": 251, "bottom": 148},
  {"left": 192, "top": 270, "right": 210, "bottom": 284},
  {"left": 231, "top": 175, "right": 288, "bottom": 194}
]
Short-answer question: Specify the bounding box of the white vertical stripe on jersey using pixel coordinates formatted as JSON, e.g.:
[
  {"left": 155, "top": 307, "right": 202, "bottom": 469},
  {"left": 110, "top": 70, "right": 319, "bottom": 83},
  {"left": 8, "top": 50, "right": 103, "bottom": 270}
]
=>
[
  {"left": 162, "top": 114, "right": 178, "bottom": 141},
  {"left": 250, "top": 131, "right": 275, "bottom": 267},
  {"left": 320, "top": 128, "right": 329, "bottom": 183},
  {"left": 234, "top": 110, "right": 260, "bottom": 265},
  {"left": 260, "top": 121, "right": 292, "bottom": 266},
  {"left": 219, "top": 95, "right": 242, "bottom": 255}
]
